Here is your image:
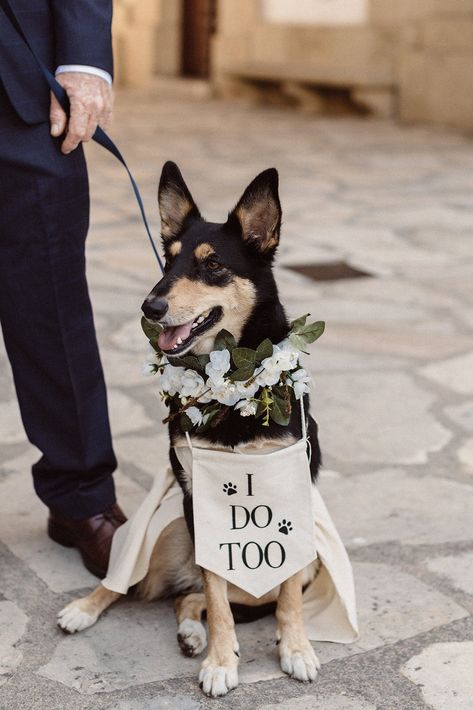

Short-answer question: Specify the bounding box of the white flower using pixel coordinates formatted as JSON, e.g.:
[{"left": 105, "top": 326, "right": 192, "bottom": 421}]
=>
[
  {"left": 205, "top": 349, "right": 231, "bottom": 385},
  {"left": 235, "top": 399, "right": 258, "bottom": 417},
  {"left": 186, "top": 406, "right": 204, "bottom": 426},
  {"left": 235, "top": 378, "right": 260, "bottom": 398},
  {"left": 290, "top": 368, "right": 311, "bottom": 399},
  {"left": 180, "top": 370, "right": 207, "bottom": 399},
  {"left": 209, "top": 379, "right": 241, "bottom": 406},
  {"left": 142, "top": 362, "right": 158, "bottom": 377},
  {"left": 158, "top": 363, "right": 185, "bottom": 396}
]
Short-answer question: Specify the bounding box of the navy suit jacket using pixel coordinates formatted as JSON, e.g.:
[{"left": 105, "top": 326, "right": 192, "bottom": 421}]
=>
[{"left": 0, "top": 0, "right": 113, "bottom": 124}]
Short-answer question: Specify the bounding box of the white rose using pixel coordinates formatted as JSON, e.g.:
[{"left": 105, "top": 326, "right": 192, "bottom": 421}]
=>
[
  {"left": 159, "top": 363, "right": 185, "bottom": 395},
  {"left": 257, "top": 354, "right": 283, "bottom": 387},
  {"left": 235, "top": 399, "right": 258, "bottom": 417},
  {"left": 290, "top": 368, "right": 310, "bottom": 399},
  {"left": 205, "top": 348, "right": 231, "bottom": 385},
  {"left": 235, "top": 378, "right": 260, "bottom": 398},
  {"left": 273, "top": 342, "right": 300, "bottom": 371},
  {"left": 210, "top": 380, "right": 241, "bottom": 406},
  {"left": 186, "top": 406, "right": 203, "bottom": 426},
  {"left": 180, "top": 370, "right": 207, "bottom": 399}
]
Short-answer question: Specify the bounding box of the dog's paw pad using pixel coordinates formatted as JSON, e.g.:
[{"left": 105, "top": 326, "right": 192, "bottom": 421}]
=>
[
  {"left": 177, "top": 618, "right": 207, "bottom": 657},
  {"left": 57, "top": 603, "right": 98, "bottom": 633},
  {"left": 280, "top": 646, "right": 320, "bottom": 682},
  {"left": 223, "top": 482, "right": 237, "bottom": 496},
  {"left": 199, "top": 662, "right": 239, "bottom": 697},
  {"left": 278, "top": 519, "right": 293, "bottom": 535}
]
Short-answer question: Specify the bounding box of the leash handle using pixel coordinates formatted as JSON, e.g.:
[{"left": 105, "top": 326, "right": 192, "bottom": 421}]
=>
[{"left": 0, "top": 0, "right": 164, "bottom": 273}]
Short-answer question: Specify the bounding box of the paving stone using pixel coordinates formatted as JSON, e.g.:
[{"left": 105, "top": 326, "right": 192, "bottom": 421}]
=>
[
  {"left": 0, "top": 399, "right": 26, "bottom": 445},
  {"left": 425, "top": 551, "right": 473, "bottom": 596},
  {"left": 114, "top": 433, "right": 171, "bottom": 479},
  {"left": 261, "top": 695, "right": 376, "bottom": 710},
  {"left": 319, "top": 469, "right": 473, "bottom": 546},
  {"left": 420, "top": 351, "right": 473, "bottom": 394},
  {"left": 37, "top": 599, "right": 285, "bottom": 694},
  {"left": 101, "top": 348, "right": 154, "bottom": 388},
  {"left": 457, "top": 439, "right": 473, "bottom": 472},
  {"left": 110, "top": 317, "right": 152, "bottom": 353},
  {"left": 315, "top": 372, "right": 451, "bottom": 464},
  {"left": 0, "top": 601, "right": 28, "bottom": 687},
  {"left": 402, "top": 642, "right": 473, "bottom": 709},
  {"left": 444, "top": 402, "right": 473, "bottom": 432},
  {"left": 110, "top": 697, "right": 200, "bottom": 710},
  {"left": 108, "top": 390, "right": 154, "bottom": 436},
  {"left": 0, "top": 451, "right": 144, "bottom": 593}
]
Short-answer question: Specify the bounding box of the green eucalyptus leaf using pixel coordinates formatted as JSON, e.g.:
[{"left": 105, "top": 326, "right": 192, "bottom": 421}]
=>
[
  {"left": 298, "top": 320, "right": 325, "bottom": 343},
  {"left": 232, "top": 347, "right": 256, "bottom": 370},
  {"left": 270, "top": 394, "right": 291, "bottom": 426},
  {"left": 214, "top": 329, "right": 237, "bottom": 352},
  {"left": 198, "top": 353, "right": 210, "bottom": 369},
  {"left": 230, "top": 364, "right": 255, "bottom": 382},
  {"left": 255, "top": 338, "right": 273, "bottom": 362},
  {"left": 141, "top": 316, "right": 163, "bottom": 340},
  {"left": 289, "top": 313, "right": 309, "bottom": 333},
  {"left": 287, "top": 333, "right": 311, "bottom": 353}
]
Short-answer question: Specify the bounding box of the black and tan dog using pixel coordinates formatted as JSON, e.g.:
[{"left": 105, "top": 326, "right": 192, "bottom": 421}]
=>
[{"left": 58, "top": 162, "right": 322, "bottom": 697}]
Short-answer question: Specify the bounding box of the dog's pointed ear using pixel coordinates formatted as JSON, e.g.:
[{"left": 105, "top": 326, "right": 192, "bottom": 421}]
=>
[
  {"left": 158, "top": 161, "right": 201, "bottom": 240},
  {"left": 228, "top": 168, "right": 281, "bottom": 257}
]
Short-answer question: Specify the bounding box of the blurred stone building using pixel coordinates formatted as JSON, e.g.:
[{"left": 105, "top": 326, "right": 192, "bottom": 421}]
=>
[{"left": 112, "top": 0, "right": 473, "bottom": 131}]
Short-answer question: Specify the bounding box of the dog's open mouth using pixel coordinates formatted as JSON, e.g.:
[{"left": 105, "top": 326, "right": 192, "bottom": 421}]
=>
[{"left": 157, "top": 306, "right": 223, "bottom": 355}]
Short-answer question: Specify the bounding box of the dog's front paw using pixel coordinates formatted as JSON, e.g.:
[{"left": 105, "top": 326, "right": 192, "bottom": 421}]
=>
[
  {"left": 199, "top": 651, "right": 239, "bottom": 697},
  {"left": 177, "top": 618, "right": 207, "bottom": 657},
  {"left": 57, "top": 601, "right": 98, "bottom": 633},
  {"left": 279, "top": 639, "right": 320, "bottom": 682}
]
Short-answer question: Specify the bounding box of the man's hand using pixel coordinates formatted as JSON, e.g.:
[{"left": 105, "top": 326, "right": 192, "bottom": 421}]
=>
[{"left": 49, "top": 72, "right": 113, "bottom": 154}]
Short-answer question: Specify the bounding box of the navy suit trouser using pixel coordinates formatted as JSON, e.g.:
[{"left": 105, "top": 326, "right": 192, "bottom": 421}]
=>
[{"left": 0, "top": 84, "right": 117, "bottom": 519}]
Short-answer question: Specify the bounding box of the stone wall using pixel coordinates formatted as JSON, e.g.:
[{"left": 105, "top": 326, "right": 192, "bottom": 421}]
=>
[
  {"left": 212, "top": 0, "right": 473, "bottom": 130},
  {"left": 113, "top": 0, "right": 182, "bottom": 87}
]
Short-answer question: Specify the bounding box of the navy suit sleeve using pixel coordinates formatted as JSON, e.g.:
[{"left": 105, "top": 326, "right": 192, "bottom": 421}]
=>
[{"left": 51, "top": 0, "right": 113, "bottom": 77}]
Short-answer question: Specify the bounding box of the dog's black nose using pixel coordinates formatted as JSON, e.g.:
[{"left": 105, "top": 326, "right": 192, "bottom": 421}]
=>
[{"left": 142, "top": 297, "right": 168, "bottom": 321}]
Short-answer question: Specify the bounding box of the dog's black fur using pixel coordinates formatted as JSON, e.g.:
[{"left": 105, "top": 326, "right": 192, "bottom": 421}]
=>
[{"left": 143, "top": 162, "right": 321, "bottom": 542}]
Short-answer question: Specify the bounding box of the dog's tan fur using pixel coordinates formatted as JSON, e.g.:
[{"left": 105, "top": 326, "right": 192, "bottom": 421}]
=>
[
  {"left": 168, "top": 240, "right": 182, "bottom": 257},
  {"left": 194, "top": 242, "right": 215, "bottom": 261},
  {"left": 163, "top": 275, "right": 256, "bottom": 355}
]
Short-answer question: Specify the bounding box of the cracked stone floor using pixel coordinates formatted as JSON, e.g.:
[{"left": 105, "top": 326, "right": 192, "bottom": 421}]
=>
[{"left": 1, "top": 85, "right": 473, "bottom": 710}]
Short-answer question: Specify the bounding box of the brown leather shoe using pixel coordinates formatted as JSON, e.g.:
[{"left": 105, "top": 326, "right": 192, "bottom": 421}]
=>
[{"left": 48, "top": 504, "right": 127, "bottom": 578}]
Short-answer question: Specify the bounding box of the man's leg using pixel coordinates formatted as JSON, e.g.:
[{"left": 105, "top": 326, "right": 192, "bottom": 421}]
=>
[{"left": 0, "top": 89, "right": 117, "bottom": 521}]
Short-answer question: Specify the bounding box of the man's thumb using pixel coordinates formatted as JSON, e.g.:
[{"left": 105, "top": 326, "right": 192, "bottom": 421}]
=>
[{"left": 49, "top": 93, "right": 67, "bottom": 137}]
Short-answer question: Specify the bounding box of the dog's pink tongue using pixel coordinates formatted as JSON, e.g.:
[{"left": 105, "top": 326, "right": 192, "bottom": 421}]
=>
[{"left": 158, "top": 321, "right": 194, "bottom": 351}]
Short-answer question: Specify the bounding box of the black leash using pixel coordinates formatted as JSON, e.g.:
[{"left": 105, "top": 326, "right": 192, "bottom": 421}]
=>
[{"left": 0, "top": 0, "right": 164, "bottom": 273}]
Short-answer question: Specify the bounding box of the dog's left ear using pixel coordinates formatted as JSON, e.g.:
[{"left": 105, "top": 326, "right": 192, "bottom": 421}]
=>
[
  {"left": 229, "top": 168, "right": 281, "bottom": 257},
  {"left": 158, "top": 161, "right": 201, "bottom": 240}
]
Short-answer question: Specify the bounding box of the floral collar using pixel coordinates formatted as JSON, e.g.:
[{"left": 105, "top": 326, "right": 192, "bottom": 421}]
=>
[{"left": 142, "top": 314, "right": 324, "bottom": 434}]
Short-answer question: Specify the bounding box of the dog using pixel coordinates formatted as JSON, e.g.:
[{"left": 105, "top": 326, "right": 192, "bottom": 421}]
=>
[{"left": 57, "top": 162, "right": 322, "bottom": 697}]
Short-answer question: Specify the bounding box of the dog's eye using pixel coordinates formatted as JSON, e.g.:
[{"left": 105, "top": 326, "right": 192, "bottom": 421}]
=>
[{"left": 206, "top": 258, "right": 220, "bottom": 271}]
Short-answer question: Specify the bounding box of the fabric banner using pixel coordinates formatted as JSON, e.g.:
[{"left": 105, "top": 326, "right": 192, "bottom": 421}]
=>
[{"left": 190, "top": 437, "right": 317, "bottom": 598}]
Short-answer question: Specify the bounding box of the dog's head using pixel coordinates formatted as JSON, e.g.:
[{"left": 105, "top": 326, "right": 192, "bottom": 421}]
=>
[{"left": 142, "top": 162, "right": 282, "bottom": 356}]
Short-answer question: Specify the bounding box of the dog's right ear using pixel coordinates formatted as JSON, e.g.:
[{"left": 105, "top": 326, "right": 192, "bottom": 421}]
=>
[{"left": 158, "top": 161, "right": 201, "bottom": 240}]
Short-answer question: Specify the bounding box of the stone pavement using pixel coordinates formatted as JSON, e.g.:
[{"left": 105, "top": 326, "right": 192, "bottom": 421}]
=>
[{"left": 1, "top": 85, "right": 473, "bottom": 709}]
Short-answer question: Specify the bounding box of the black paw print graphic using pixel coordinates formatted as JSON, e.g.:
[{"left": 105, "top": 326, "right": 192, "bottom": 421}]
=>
[
  {"left": 223, "top": 482, "right": 237, "bottom": 496},
  {"left": 278, "top": 519, "right": 293, "bottom": 535}
]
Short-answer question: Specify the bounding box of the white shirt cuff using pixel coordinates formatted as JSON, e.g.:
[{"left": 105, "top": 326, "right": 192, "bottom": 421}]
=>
[{"left": 55, "top": 65, "right": 112, "bottom": 86}]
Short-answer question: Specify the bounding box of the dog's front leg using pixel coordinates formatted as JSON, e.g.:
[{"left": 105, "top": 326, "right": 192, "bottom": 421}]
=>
[
  {"left": 199, "top": 569, "right": 239, "bottom": 697},
  {"left": 276, "top": 570, "right": 320, "bottom": 682}
]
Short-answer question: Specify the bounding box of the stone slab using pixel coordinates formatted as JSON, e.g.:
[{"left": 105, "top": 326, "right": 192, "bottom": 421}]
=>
[
  {"left": 319, "top": 469, "right": 473, "bottom": 546},
  {"left": 0, "top": 451, "right": 144, "bottom": 593},
  {"left": 0, "top": 601, "right": 28, "bottom": 687},
  {"left": 420, "top": 351, "right": 473, "bottom": 395},
  {"left": 425, "top": 551, "right": 473, "bottom": 596},
  {"left": 402, "top": 642, "right": 473, "bottom": 710},
  {"left": 314, "top": 372, "right": 451, "bottom": 464}
]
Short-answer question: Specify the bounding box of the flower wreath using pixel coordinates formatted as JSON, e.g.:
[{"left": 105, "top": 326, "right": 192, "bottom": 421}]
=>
[{"left": 141, "top": 314, "right": 325, "bottom": 434}]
